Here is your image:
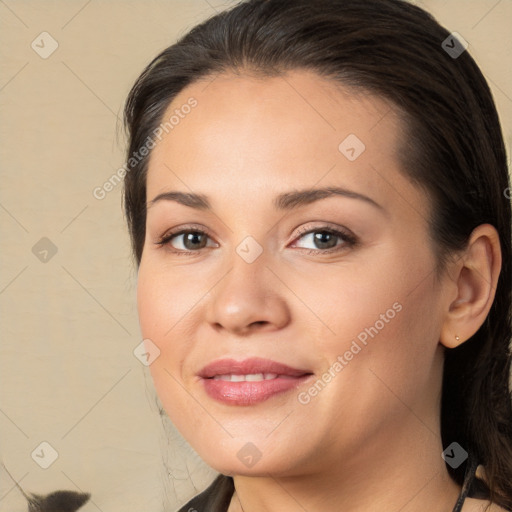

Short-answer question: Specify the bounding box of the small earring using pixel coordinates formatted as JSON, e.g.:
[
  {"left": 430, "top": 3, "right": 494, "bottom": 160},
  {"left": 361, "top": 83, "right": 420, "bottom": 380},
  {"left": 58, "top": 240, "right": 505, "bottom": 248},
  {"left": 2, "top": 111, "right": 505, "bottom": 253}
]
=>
[{"left": 455, "top": 335, "right": 460, "bottom": 341}]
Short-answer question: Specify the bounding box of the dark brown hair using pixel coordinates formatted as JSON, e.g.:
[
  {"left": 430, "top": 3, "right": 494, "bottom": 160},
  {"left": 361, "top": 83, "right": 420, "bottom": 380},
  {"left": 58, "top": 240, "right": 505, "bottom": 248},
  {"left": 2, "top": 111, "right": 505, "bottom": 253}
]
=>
[{"left": 123, "top": 0, "right": 512, "bottom": 507}]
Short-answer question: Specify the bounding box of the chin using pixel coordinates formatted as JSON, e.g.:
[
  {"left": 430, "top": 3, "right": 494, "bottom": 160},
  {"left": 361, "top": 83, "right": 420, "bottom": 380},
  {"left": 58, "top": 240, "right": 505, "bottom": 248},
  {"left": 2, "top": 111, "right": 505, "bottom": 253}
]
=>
[{"left": 193, "top": 439, "right": 303, "bottom": 477}]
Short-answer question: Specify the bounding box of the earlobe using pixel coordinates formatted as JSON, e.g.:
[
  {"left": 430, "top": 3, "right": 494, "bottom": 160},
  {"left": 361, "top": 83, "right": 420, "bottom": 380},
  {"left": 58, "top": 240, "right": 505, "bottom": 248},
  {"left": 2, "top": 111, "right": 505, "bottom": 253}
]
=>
[{"left": 439, "top": 224, "right": 501, "bottom": 349}]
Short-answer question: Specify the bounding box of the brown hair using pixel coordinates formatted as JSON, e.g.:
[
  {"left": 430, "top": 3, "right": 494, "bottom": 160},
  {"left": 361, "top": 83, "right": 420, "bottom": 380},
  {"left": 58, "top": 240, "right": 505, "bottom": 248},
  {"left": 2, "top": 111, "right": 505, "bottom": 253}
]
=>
[{"left": 123, "top": 0, "right": 512, "bottom": 507}]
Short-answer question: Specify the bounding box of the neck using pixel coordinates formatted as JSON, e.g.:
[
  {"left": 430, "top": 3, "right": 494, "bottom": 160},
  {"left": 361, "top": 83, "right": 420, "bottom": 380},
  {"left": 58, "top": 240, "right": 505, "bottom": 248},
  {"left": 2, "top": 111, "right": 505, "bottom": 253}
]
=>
[{"left": 228, "top": 418, "right": 461, "bottom": 512}]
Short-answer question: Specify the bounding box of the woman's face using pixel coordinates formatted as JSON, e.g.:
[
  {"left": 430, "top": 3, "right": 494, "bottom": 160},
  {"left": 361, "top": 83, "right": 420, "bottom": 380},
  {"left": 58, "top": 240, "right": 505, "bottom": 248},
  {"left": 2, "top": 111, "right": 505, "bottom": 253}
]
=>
[{"left": 137, "top": 70, "right": 453, "bottom": 476}]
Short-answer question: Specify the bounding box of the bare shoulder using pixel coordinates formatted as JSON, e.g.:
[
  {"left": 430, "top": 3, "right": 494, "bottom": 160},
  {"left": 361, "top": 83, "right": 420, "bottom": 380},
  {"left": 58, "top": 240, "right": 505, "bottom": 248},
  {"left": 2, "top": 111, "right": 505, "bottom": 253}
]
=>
[{"left": 463, "top": 498, "right": 509, "bottom": 512}]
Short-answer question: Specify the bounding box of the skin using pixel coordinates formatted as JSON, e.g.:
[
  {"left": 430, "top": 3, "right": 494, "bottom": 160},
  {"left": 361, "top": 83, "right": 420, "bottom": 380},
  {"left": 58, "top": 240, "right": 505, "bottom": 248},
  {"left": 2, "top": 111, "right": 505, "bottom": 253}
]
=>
[{"left": 136, "top": 70, "right": 503, "bottom": 512}]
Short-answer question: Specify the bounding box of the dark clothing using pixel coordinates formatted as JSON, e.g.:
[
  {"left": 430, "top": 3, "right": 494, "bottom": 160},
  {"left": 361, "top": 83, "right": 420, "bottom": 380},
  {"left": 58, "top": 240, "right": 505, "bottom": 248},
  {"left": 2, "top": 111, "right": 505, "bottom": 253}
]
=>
[{"left": 177, "top": 474, "right": 234, "bottom": 512}]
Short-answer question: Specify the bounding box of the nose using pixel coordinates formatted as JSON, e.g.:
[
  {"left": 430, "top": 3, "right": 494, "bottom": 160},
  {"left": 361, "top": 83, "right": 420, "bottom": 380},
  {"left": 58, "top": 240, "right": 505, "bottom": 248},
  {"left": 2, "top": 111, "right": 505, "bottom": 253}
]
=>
[{"left": 205, "top": 250, "right": 291, "bottom": 336}]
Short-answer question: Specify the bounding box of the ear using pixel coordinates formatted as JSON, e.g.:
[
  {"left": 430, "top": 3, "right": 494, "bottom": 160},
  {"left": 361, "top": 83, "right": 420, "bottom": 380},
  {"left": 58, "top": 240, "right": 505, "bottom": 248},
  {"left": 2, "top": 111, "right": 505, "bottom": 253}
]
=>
[{"left": 440, "top": 224, "right": 502, "bottom": 349}]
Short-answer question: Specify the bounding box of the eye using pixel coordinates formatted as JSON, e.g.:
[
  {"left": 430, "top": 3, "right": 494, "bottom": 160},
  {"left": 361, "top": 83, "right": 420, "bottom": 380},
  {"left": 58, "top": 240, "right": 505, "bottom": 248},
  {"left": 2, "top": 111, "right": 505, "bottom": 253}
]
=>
[
  {"left": 155, "top": 224, "right": 358, "bottom": 256},
  {"left": 155, "top": 226, "right": 218, "bottom": 254},
  {"left": 290, "top": 225, "right": 357, "bottom": 254}
]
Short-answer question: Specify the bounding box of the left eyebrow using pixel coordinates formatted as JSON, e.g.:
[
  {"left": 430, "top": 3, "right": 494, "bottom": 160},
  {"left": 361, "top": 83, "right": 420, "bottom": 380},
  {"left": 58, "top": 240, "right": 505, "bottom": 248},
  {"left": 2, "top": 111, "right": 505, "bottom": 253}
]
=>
[
  {"left": 273, "top": 186, "right": 384, "bottom": 212},
  {"left": 146, "top": 186, "right": 384, "bottom": 213}
]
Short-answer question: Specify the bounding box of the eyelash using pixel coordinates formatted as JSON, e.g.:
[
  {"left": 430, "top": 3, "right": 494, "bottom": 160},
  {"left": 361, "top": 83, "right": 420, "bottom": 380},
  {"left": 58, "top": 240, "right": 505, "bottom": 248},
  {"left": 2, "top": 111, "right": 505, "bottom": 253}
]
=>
[{"left": 155, "top": 224, "right": 358, "bottom": 256}]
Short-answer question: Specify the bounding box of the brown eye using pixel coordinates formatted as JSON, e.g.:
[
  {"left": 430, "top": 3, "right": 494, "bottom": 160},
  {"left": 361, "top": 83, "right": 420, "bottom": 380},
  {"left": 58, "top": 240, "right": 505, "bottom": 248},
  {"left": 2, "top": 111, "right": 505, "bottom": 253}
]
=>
[
  {"left": 310, "top": 231, "right": 339, "bottom": 250},
  {"left": 177, "top": 231, "right": 209, "bottom": 250},
  {"left": 156, "top": 227, "right": 218, "bottom": 254},
  {"left": 292, "top": 226, "right": 357, "bottom": 253}
]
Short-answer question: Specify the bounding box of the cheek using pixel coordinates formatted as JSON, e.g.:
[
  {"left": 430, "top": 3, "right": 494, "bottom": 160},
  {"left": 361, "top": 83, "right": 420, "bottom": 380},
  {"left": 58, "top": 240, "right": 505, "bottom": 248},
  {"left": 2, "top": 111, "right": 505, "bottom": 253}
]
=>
[
  {"left": 136, "top": 263, "right": 198, "bottom": 422},
  {"left": 292, "top": 252, "right": 434, "bottom": 348},
  {"left": 333, "top": 275, "right": 442, "bottom": 416},
  {"left": 302, "top": 275, "right": 443, "bottom": 448},
  {"left": 136, "top": 259, "right": 200, "bottom": 344},
  {"left": 136, "top": 261, "right": 191, "bottom": 398},
  {"left": 303, "top": 247, "right": 442, "bottom": 392},
  {"left": 136, "top": 257, "right": 219, "bottom": 412}
]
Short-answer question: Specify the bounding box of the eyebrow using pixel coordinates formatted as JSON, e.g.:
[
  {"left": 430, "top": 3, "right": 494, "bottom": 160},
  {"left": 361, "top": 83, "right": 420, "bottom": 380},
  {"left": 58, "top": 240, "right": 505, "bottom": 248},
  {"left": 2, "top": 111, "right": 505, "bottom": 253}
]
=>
[{"left": 147, "top": 186, "right": 384, "bottom": 212}]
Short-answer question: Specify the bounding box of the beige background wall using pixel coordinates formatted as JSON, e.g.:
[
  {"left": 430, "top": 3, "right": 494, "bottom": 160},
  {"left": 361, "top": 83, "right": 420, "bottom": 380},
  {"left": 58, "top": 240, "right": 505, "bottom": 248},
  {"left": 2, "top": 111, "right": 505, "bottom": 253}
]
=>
[{"left": 0, "top": 1, "right": 510, "bottom": 511}]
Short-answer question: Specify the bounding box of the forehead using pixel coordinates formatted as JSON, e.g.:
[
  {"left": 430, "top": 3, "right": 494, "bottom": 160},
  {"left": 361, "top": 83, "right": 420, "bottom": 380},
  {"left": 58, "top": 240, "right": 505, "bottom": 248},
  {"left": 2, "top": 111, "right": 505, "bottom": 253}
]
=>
[
  {"left": 145, "top": 70, "right": 427, "bottom": 220},
  {"left": 153, "top": 69, "right": 398, "bottom": 159}
]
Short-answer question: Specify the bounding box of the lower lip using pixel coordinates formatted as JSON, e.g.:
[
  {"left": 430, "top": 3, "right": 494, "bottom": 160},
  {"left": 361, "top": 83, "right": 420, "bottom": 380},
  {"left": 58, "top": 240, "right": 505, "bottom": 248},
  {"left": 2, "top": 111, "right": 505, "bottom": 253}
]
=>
[{"left": 201, "top": 375, "right": 313, "bottom": 405}]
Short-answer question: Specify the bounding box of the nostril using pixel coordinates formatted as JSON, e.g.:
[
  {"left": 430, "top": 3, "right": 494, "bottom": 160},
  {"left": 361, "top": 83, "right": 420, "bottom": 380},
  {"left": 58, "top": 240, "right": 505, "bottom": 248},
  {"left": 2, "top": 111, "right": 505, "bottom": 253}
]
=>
[{"left": 250, "top": 321, "right": 268, "bottom": 328}]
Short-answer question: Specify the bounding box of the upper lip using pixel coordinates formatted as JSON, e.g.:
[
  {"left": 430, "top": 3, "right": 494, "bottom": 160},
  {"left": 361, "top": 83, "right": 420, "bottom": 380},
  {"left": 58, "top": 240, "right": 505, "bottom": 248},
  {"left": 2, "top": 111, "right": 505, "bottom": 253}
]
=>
[{"left": 198, "top": 357, "right": 313, "bottom": 378}]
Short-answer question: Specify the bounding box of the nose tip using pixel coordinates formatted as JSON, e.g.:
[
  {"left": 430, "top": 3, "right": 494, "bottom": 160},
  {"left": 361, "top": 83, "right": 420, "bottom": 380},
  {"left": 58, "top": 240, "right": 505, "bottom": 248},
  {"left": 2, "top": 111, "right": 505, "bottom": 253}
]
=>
[{"left": 205, "top": 259, "right": 291, "bottom": 335}]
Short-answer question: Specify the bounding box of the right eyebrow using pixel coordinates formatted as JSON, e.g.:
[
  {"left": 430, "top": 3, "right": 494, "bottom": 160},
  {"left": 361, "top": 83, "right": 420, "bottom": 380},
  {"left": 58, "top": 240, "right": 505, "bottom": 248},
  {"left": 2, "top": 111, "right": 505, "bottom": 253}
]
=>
[{"left": 146, "top": 191, "right": 211, "bottom": 211}]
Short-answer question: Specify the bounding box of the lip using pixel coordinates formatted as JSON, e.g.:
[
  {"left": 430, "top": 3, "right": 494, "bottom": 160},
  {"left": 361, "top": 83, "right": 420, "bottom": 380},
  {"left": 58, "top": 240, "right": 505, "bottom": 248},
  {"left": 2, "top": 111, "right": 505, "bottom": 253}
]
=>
[
  {"left": 198, "top": 357, "right": 311, "bottom": 378},
  {"left": 198, "top": 357, "right": 314, "bottom": 406}
]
